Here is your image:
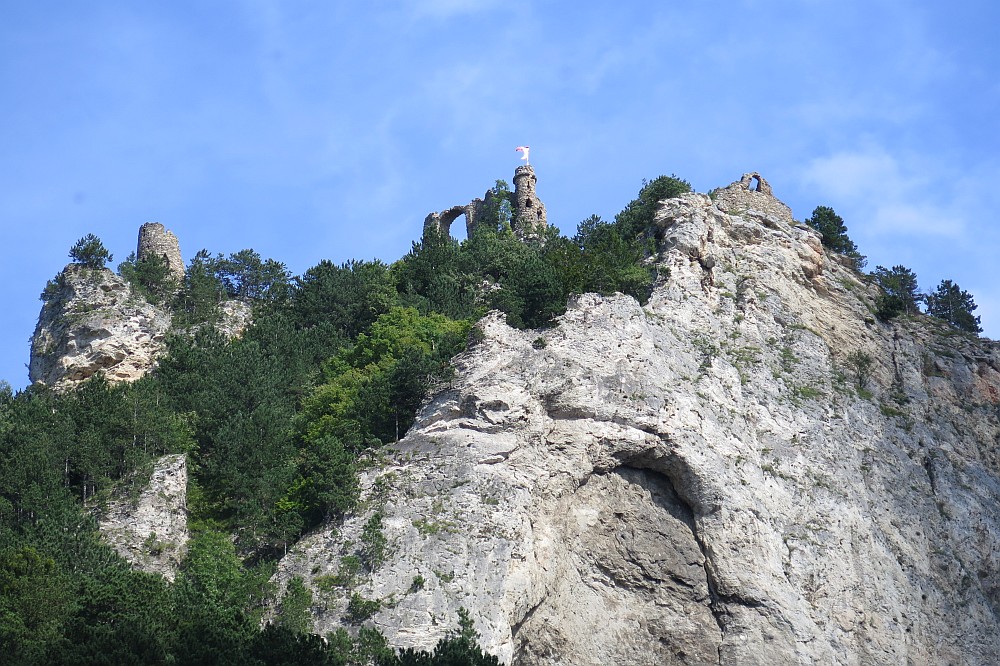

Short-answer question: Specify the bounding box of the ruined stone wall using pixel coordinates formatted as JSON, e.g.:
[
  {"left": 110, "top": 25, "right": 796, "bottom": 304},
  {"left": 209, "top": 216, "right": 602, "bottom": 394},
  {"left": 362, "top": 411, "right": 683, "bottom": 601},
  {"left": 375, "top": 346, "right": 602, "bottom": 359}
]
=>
[
  {"left": 712, "top": 172, "right": 794, "bottom": 226},
  {"left": 423, "top": 166, "right": 547, "bottom": 242},
  {"left": 137, "top": 222, "right": 185, "bottom": 281}
]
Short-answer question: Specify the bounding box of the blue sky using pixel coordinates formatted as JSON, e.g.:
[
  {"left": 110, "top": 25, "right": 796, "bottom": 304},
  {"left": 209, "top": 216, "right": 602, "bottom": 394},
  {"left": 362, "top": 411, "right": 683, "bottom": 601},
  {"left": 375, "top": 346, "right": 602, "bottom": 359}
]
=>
[{"left": 2, "top": 1, "right": 999, "bottom": 388}]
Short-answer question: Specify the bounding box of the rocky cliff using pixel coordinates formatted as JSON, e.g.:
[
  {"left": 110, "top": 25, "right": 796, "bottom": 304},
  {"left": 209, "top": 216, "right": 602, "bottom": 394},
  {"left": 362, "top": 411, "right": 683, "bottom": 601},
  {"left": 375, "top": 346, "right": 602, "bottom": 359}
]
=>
[
  {"left": 29, "top": 265, "right": 172, "bottom": 389},
  {"left": 274, "top": 178, "right": 1000, "bottom": 664},
  {"left": 98, "top": 454, "right": 189, "bottom": 581},
  {"left": 29, "top": 223, "right": 252, "bottom": 389}
]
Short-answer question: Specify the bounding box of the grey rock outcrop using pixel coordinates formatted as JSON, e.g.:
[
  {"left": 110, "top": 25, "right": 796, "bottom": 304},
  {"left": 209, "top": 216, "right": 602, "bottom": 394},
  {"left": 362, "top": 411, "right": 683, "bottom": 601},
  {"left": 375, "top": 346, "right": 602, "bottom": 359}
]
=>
[
  {"left": 98, "top": 454, "right": 189, "bottom": 581},
  {"left": 29, "top": 265, "right": 172, "bottom": 388},
  {"left": 276, "top": 180, "right": 1000, "bottom": 664}
]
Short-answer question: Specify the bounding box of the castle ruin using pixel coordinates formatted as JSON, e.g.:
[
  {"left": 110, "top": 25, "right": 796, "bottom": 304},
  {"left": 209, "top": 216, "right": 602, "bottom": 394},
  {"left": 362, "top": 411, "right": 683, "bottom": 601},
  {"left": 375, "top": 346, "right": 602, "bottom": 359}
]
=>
[
  {"left": 423, "top": 164, "right": 547, "bottom": 242},
  {"left": 711, "top": 172, "right": 793, "bottom": 226},
  {"left": 137, "top": 222, "right": 185, "bottom": 281}
]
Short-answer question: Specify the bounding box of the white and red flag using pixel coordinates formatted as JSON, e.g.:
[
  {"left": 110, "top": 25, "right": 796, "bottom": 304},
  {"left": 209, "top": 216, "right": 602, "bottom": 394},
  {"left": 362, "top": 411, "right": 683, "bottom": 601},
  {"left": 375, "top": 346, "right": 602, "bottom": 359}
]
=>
[{"left": 515, "top": 145, "right": 530, "bottom": 164}]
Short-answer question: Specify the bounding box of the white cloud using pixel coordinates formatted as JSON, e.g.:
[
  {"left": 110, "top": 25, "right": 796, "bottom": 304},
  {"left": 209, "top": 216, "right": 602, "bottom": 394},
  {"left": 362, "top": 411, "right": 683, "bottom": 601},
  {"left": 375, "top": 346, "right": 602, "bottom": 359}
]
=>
[{"left": 800, "top": 147, "right": 968, "bottom": 237}]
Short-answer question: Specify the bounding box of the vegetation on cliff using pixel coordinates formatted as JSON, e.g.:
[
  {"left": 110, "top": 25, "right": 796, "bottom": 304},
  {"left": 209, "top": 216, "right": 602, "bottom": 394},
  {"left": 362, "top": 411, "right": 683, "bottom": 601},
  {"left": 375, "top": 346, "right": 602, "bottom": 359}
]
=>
[
  {"left": 1, "top": 175, "right": 680, "bottom": 664},
  {"left": 1, "top": 172, "right": 986, "bottom": 663}
]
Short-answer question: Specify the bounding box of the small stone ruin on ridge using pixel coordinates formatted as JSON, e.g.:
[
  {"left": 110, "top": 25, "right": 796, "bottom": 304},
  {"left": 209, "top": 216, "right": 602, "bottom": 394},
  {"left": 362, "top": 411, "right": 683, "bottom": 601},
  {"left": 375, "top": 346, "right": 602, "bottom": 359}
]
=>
[{"left": 423, "top": 165, "right": 547, "bottom": 242}]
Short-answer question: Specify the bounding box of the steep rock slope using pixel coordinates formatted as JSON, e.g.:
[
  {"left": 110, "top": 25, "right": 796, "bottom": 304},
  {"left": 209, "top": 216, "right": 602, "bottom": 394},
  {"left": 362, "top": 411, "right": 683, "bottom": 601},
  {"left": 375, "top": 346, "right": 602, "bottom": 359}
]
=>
[
  {"left": 29, "top": 265, "right": 172, "bottom": 388},
  {"left": 276, "top": 185, "right": 1000, "bottom": 664},
  {"left": 98, "top": 454, "right": 189, "bottom": 581}
]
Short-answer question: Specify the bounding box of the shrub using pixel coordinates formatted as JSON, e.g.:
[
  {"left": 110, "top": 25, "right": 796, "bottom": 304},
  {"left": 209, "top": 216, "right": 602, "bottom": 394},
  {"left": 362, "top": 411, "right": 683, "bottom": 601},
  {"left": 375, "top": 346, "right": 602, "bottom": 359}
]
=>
[
  {"left": 344, "top": 592, "right": 380, "bottom": 623},
  {"left": 846, "top": 350, "right": 875, "bottom": 392}
]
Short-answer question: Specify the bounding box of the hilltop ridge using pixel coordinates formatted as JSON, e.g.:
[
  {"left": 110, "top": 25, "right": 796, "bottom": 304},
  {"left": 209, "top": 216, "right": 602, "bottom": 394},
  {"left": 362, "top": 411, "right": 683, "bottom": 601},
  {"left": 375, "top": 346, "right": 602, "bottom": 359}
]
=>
[
  {"left": 273, "top": 178, "right": 1000, "bottom": 664},
  {"left": 15, "top": 169, "right": 1000, "bottom": 665}
]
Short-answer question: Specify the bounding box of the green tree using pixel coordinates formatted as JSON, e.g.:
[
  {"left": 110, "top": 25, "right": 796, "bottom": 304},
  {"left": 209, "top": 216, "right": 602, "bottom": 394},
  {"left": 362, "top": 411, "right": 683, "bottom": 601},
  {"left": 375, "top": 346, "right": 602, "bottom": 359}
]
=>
[
  {"left": 301, "top": 307, "right": 470, "bottom": 451},
  {"left": 846, "top": 350, "right": 875, "bottom": 392},
  {"left": 564, "top": 214, "right": 657, "bottom": 303},
  {"left": 0, "top": 545, "right": 75, "bottom": 663},
  {"left": 392, "top": 228, "right": 476, "bottom": 321},
  {"left": 213, "top": 249, "right": 292, "bottom": 302},
  {"left": 293, "top": 259, "right": 397, "bottom": 353},
  {"left": 69, "top": 233, "right": 113, "bottom": 269},
  {"left": 805, "top": 206, "right": 865, "bottom": 269},
  {"left": 479, "top": 180, "right": 514, "bottom": 234},
  {"left": 119, "top": 252, "right": 178, "bottom": 305},
  {"left": 614, "top": 175, "right": 692, "bottom": 239},
  {"left": 926, "top": 279, "right": 982, "bottom": 334},
  {"left": 173, "top": 250, "right": 228, "bottom": 327},
  {"left": 871, "top": 265, "right": 920, "bottom": 321},
  {"left": 276, "top": 577, "right": 314, "bottom": 635},
  {"left": 394, "top": 609, "right": 500, "bottom": 666}
]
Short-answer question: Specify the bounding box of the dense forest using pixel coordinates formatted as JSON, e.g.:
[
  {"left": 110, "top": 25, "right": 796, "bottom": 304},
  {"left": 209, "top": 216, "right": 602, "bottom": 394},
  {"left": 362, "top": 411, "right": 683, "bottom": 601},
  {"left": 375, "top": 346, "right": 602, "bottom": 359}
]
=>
[{"left": 0, "top": 174, "right": 982, "bottom": 664}]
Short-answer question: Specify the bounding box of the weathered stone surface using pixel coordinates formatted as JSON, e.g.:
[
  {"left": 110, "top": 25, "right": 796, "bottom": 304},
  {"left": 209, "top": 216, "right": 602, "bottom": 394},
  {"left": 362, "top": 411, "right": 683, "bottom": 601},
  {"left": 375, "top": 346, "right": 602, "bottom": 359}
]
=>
[
  {"left": 275, "top": 181, "right": 1000, "bottom": 665},
  {"left": 712, "top": 172, "right": 794, "bottom": 226},
  {"left": 29, "top": 265, "right": 172, "bottom": 388},
  {"left": 423, "top": 165, "right": 547, "bottom": 241},
  {"left": 217, "top": 299, "right": 254, "bottom": 339},
  {"left": 137, "top": 222, "right": 185, "bottom": 282},
  {"left": 98, "top": 454, "right": 189, "bottom": 581},
  {"left": 512, "top": 165, "right": 546, "bottom": 238}
]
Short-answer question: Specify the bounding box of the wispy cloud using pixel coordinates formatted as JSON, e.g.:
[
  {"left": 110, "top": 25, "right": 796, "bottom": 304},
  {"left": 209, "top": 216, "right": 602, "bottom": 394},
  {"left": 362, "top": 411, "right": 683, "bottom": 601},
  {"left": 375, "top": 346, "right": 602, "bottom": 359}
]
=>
[{"left": 800, "top": 147, "right": 970, "bottom": 237}]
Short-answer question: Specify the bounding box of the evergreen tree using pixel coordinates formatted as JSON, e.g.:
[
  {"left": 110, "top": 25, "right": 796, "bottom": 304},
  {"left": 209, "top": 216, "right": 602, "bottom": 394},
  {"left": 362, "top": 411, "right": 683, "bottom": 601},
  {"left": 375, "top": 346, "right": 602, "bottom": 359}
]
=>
[
  {"left": 614, "top": 175, "right": 691, "bottom": 239},
  {"left": 276, "top": 577, "right": 313, "bottom": 635},
  {"left": 173, "top": 250, "right": 228, "bottom": 327},
  {"left": 871, "top": 265, "right": 920, "bottom": 321},
  {"left": 926, "top": 279, "right": 982, "bottom": 333},
  {"left": 118, "top": 252, "right": 177, "bottom": 305},
  {"left": 69, "top": 234, "right": 113, "bottom": 269},
  {"left": 805, "top": 206, "right": 865, "bottom": 269}
]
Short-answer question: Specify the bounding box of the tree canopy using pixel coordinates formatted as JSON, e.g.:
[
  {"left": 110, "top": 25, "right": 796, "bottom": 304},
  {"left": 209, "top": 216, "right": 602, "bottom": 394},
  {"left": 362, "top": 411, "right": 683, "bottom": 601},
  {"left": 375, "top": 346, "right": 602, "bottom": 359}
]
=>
[
  {"left": 805, "top": 206, "right": 865, "bottom": 269},
  {"left": 68, "top": 234, "right": 113, "bottom": 269},
  {"left": 926, "top": 279, "right": 982, "bottom": 333},
  {"left": 871, "top": 265, "right": 920, "bottom": 321}
]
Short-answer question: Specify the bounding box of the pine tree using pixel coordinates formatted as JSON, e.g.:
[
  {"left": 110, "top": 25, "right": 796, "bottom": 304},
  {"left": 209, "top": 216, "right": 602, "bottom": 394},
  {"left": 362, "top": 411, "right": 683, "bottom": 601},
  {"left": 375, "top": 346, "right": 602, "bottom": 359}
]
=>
[
  {"left": 871, "top": 265, "right": 920, "bottom": 320},
  {"left": 805, "top": 206, "right": 865, "bottom": 269},
  {"left": 926, "top": 279, "right": 982, "bottom": 333},
  {"left": 614, "top": 175, "right": 691, "bottom": 239},
  {"left": 69, "top": 233, "right": 113, "bottom": 269}
]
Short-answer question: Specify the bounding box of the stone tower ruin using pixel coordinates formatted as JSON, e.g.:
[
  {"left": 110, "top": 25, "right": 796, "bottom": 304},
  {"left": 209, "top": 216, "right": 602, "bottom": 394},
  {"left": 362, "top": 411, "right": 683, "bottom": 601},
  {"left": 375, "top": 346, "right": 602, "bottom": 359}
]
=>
[
  {"left": 137, "top": 222, "right": 185, "bottom": 281},
  {"left": 512, "top": 165, "right": 546, "bottom": 238},
  {"left": 423, "top": 165, "right": 548, "bottom": 243}
]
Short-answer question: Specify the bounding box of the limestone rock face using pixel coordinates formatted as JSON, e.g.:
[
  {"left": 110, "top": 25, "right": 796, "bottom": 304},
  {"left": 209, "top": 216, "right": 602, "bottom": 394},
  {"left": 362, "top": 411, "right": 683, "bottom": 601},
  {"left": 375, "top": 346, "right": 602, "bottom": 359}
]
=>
[
  {"left": 29, "top": 265, "right": 172, "bottom": 388},
  {"left": 98, "top": 454, "right": 189, "bottom": 581},
  {"left": 276, "top": 189, "right": 1000, "bottom": 664},
  {"left": 216, "top": 299, "right": 254, "bottom": 340}
]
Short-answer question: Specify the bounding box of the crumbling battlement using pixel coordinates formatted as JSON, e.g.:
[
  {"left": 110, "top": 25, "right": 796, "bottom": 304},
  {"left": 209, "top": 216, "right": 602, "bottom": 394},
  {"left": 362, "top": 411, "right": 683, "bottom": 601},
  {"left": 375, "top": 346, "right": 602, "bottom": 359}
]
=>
[
  {"left": 423, "top": 165, "right": 548, "bottom": 242},
  {"left": 137, "top": 222, "right": 185, "bottom": 281},
  {"left": 712, "top": 172, "right": 794, "bottom": 226}
]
